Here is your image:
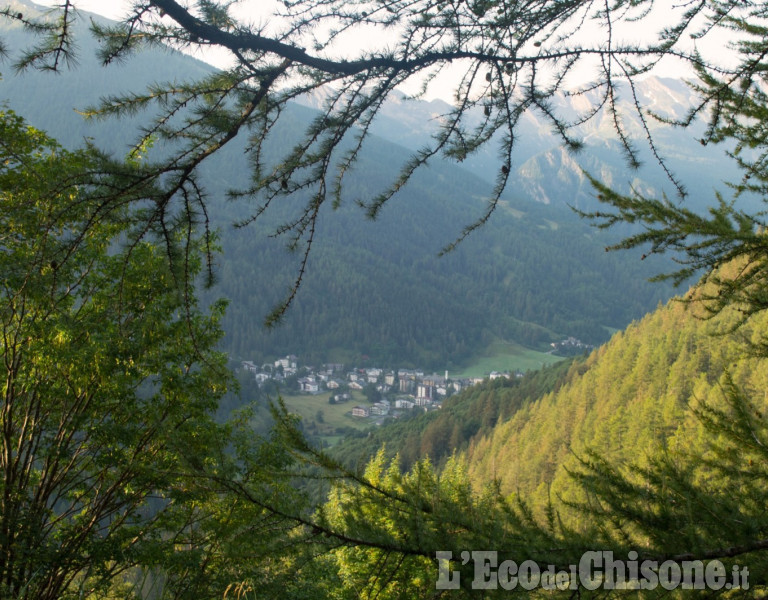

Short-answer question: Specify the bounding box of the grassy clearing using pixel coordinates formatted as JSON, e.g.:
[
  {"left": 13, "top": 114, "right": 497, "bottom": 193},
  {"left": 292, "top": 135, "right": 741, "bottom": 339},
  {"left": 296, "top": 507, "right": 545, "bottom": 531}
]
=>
[
  {"left": 281, "top": 390, "right": 372, "bottom": 444},
  {"left": 452, "top": 340, "right": 564, "bottom": 378}
]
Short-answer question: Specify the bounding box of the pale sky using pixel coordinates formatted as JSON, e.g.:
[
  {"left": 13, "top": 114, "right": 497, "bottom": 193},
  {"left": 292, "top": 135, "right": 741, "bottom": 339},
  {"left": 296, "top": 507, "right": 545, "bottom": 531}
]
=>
[
  {"left": 32, "top": 0, "right": 727, "bottom": 101},
  {"left": 35, "top": 0, "right": 289, "bottom": 18},
  {"left": 36, "top": 0, "right": 139, "bottom": 20}
]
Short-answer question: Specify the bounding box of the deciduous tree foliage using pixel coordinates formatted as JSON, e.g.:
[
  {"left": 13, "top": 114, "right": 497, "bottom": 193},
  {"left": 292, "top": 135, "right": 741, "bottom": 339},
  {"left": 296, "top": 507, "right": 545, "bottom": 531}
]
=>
[
  {"left": 0, "top": 107, "right": 351, "bottom": 599},
  {"left": 0, "top": 109, "right": 232, "bottom": 598}
]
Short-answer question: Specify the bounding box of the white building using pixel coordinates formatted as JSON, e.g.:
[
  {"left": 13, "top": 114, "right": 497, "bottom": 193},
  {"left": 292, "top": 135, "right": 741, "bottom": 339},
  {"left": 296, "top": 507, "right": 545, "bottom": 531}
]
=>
[{"left": 275, "top": 355, "right": 297, "bottom": 371}]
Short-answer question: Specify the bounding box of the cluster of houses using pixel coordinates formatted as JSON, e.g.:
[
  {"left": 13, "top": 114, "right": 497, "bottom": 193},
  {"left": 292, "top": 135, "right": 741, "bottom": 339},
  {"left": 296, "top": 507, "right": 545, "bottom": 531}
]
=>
[
  {"left": 241, "top": 355, "right": 523, "bottom": 418},
  {"left": 549, "top": 336, "right": 594, "bottom": 355}
]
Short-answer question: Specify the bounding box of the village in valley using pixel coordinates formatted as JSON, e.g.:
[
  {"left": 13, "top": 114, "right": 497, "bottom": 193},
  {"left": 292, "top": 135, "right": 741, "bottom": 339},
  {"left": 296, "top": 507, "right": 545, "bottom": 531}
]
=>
[{"left": 241, "top": 355, "right": 523, "bottom": 421}]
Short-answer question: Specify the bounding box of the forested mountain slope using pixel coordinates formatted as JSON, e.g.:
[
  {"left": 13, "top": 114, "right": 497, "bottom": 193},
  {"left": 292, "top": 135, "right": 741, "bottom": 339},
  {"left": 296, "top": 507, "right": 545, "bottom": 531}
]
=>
[
  {"left": 461, "top": 281, "right": 768, "bottom": 514},
  {"left": 314, "top": 279, "right": 768, "bottom": 598},
  {"left": 329, "top": 273, "right": 768, "bottom": 536},
  {"left": 330, "top": 360, "right": 576, "bottom": 472}
]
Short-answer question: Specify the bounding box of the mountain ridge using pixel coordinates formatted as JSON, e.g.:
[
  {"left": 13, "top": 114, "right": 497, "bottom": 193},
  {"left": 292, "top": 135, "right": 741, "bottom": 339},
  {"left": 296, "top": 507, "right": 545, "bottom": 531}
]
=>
[
  {"left": 328, "top": 275, "right": 768, "bottom": 513},
  {"left": 462, "top": 283, "right": 768, "bottom": 513},
  {"left": 297, "top": 75, "right": 744, "bottom": 211}
]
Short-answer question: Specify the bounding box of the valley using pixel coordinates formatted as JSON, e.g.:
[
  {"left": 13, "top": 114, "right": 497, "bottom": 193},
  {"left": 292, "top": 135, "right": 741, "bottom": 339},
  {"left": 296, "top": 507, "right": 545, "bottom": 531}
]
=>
[{"left": 3, "top": 1, "right": 767, "bottom": 597}]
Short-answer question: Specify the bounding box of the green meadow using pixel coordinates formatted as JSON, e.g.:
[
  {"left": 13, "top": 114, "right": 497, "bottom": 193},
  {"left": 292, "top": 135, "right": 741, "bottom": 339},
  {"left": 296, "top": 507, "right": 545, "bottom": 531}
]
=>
[
  {"left": 452, "top": 340, "right": 565, "bottom": 379},
  {"left": 281, "top": 390, "right": 374, "bottom": 444}
]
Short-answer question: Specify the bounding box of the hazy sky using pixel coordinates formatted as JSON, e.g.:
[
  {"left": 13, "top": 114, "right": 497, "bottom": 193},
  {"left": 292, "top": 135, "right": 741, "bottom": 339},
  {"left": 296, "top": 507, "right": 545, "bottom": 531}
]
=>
[
  {"left": 31, "top": 0, "right": 725, "bottom": 100},
  {"left": 35, "top": 0, "right": 285, "bottom": 15},
  {"left": 36, "top": 0, "right": 132, "bottom": 19}
]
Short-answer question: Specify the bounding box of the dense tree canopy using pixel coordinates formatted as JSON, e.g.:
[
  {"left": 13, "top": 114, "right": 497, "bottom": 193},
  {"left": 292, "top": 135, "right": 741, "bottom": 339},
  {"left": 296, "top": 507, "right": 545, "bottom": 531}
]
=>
[{"left": 0, "top": 108, "right": 232, "bottom": 598}]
